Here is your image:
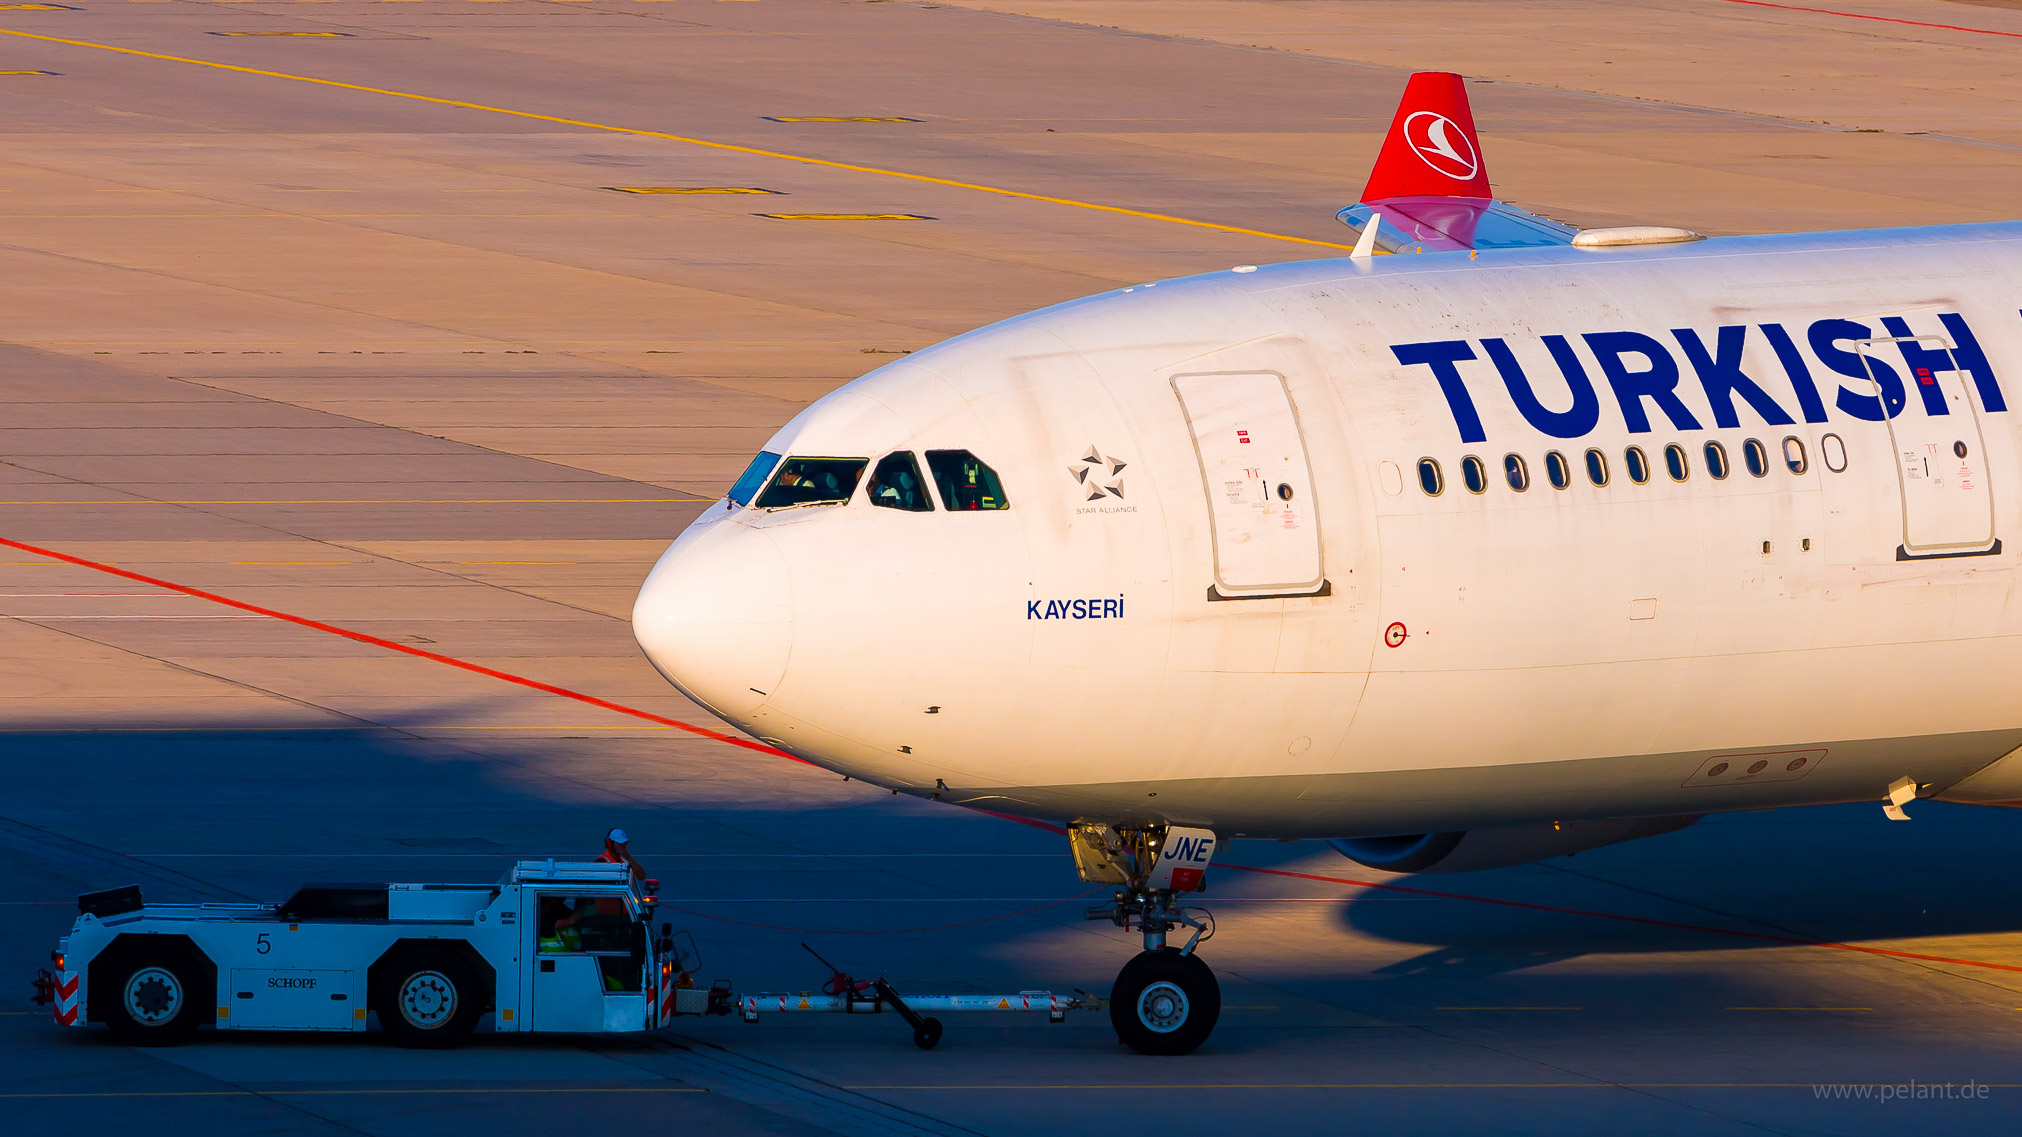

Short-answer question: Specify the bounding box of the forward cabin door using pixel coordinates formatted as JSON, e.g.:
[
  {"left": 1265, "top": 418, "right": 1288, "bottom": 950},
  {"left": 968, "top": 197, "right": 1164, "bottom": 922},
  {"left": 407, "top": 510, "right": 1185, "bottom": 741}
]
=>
[
  {"left": 1170, "top": 371, "right": 1327, "bottom": 599},
  {"left": 1858, "top": 337, "right": 1998, "bottom": 559}
]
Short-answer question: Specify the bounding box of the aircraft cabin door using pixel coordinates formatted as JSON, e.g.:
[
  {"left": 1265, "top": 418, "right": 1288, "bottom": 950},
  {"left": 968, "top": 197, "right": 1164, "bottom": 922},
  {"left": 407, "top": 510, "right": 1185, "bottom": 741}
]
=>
[
  {"left": 1170, "top": 371, "right": 1327, "bottom": 599},
  {"left": 1857, "top": 337, "right": 1999, "bottom": 559}
]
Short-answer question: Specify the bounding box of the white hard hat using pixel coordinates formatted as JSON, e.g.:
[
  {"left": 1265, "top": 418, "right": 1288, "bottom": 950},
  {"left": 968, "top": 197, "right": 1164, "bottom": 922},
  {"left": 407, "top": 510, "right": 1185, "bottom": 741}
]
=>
[{"left": 607, "top": 828, "right": 630, "bottom": 844}]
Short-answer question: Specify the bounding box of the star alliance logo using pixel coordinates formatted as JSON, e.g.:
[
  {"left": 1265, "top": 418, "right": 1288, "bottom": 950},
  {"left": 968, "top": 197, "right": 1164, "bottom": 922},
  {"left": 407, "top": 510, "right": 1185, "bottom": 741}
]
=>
[{"left": 1070, "top": 446, "right": 1126, "bottom": 501}]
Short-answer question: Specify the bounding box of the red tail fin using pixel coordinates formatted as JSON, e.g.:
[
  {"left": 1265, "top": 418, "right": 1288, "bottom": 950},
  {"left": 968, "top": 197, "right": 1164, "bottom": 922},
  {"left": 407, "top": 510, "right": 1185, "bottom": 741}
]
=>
[{"left": 1359, "top": 72, "right": 1491, "bottom": 202}]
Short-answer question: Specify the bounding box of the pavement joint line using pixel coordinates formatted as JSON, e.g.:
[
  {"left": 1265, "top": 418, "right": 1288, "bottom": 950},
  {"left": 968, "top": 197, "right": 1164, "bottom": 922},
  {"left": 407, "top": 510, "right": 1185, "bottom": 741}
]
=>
[
  {"left": 0, "top": 28, "right": 1359, "bottom": 252},
  {"left": 13, "top": 532, "right": 2022, "bottom": 976},
  {"left": 838, "top": 1082, "right": 2022, "bottom": 1090},
  {"left": 0, "top": 499, "right": 711, "bottom": 505},
  {"left": 0, "top": 1087, "right": 708, "bottom": 1099},
  {"left": 637, "top": 1035, "right": 985, "bottom": 1137}
]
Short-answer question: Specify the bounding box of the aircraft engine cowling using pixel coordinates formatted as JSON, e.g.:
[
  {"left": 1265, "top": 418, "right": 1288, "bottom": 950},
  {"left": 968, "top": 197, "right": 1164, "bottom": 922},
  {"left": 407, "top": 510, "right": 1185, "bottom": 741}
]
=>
[{"left": 1328, "top": 815, "right": 1701, "bottom": 874}]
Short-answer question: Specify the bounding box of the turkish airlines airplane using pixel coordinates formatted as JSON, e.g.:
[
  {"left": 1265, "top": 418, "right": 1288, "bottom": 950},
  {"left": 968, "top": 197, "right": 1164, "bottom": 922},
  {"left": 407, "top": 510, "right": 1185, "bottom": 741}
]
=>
[{"left": 634, "top": 73, "right": 2022, "bottom": 1053}]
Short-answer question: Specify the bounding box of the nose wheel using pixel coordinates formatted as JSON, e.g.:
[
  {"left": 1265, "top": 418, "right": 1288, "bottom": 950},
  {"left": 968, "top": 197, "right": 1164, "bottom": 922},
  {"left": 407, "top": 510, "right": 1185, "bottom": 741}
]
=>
[{"left": 1109, "top": 949, "right": 1219, "bottom": 1055}]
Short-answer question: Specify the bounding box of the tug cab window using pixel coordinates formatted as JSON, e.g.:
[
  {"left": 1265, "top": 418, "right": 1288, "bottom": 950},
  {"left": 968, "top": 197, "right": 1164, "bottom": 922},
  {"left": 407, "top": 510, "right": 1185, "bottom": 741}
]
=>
[
  {"left": 867, "top": 451, "right": 934, "bottom": 511},
  {"left": 728, "top": 451, "right": 782, "bottom": 507},
  {"left": 753, "top": 456, "right": 867, "bottom": 509},
  {"left": 925, "top": 450, "right": 1009, "bottom": 510},
  {"left": 536, "top": 895, "right": 644, "bottom": 992}
]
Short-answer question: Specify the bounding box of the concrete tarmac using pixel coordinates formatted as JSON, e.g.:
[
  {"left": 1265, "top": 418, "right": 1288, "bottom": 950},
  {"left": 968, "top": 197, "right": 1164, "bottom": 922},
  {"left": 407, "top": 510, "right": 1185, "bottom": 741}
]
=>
[{"left": 2, "top": 2, "right": 2020, "bottom": 1134}]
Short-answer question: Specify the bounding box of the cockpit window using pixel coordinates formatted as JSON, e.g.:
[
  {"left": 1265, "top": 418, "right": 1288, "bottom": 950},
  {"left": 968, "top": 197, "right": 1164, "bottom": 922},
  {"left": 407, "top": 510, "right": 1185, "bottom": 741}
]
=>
[
  {"left": 727, "top": 451, "right": 782, "bottom": 508},
  {"left": 867, "top": 451, "right": 934, "bottom": 512},
  {"left": 753, "top": 456, "right": 867, "bottom": 509},
  {"left": 925, "top": 450, "right": 1009, "bottom": 511}
]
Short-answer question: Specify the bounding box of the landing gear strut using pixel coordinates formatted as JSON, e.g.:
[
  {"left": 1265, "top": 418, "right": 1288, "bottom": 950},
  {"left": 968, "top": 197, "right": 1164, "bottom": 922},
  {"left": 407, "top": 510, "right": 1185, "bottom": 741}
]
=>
[{"left": 1074, "top": 823, "right": 1221, "bottom": 1055}]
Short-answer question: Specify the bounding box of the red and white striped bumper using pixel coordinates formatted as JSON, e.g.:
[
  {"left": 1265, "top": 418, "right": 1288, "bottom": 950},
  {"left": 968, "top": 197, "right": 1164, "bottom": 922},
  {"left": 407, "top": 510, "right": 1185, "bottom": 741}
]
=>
[{"left": 51, "top": 969, "right": 80, "bottom": 1026}]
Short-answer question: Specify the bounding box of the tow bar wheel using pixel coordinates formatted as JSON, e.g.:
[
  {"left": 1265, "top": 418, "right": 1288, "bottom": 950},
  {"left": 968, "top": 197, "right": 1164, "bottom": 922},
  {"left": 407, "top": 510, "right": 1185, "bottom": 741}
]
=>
[
  {"left": 1110, "top": 948, "right": 1219, "bottom": 1056},
  {"left": 124, "top": 966, "right": 185, "bottom": 1028}
]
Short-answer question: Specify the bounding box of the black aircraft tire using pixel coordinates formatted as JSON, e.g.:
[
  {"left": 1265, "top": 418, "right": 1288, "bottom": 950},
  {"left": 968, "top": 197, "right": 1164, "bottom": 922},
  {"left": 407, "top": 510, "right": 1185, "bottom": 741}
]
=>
[
  {"left": 913, "top": 1016, "right": 944, "bottom": 1050},
  {"left": 375, "top": 947, "right": 482, "bottom": 1049},
  {"left": 1109, "top": 949, "right": 1219, "bottom": 1056},
  {"left": 101, "top": 944, "right": 208, "bottom": 1045}
]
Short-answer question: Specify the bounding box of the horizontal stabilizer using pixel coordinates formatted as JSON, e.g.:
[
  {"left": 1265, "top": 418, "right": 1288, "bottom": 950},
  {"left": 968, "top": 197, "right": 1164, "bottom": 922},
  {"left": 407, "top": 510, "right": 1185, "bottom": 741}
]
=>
[{"left": 1338, "top": 198, "right": 1574, "bottom": 254}]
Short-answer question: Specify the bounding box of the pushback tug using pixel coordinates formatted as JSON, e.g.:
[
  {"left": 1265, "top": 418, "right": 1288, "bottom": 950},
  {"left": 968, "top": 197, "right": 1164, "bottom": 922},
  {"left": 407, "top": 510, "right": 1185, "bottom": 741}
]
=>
[{"left": 32, "top": 858, "right": 1090, "bottom": 1049}]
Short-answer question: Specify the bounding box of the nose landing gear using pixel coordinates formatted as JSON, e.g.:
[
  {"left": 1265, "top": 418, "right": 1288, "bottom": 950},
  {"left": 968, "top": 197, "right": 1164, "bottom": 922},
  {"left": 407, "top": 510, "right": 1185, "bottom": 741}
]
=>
[{"left": 1073, "top": 823, "right": 1221, "bottom": 1055}]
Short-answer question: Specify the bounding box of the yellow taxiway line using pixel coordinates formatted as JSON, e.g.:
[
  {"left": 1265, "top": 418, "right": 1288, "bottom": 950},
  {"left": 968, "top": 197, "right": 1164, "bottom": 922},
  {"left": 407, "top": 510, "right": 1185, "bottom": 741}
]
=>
[{"left": 0, "top": 28, "right": 1357, "bottom": 252}]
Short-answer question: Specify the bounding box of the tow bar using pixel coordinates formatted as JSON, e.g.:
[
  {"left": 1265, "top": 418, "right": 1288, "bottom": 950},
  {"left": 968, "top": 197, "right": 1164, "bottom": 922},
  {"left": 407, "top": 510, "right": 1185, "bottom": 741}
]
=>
[{"left": 725, "top": 943, "right": 1099, "bottom": 1050}]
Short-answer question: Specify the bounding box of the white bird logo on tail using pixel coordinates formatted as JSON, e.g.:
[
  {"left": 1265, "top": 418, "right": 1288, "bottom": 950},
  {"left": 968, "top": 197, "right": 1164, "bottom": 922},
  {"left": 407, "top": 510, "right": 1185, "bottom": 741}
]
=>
[{"left": 1402, "top": 111, "right": 1479, "bottom": 180}]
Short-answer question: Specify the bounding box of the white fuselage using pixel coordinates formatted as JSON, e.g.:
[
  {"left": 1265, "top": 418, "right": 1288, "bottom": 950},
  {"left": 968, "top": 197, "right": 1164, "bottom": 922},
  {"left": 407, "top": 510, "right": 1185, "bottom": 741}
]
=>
[{"left": 634, "top": 222, "right": 2022, "bottom": 839}]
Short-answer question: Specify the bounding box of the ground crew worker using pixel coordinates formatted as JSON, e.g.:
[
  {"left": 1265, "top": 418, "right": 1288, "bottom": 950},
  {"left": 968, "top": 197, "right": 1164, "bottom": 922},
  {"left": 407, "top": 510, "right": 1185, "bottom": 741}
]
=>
[{"left": 599, "top": 827, "right": 646, "bottom": 880}]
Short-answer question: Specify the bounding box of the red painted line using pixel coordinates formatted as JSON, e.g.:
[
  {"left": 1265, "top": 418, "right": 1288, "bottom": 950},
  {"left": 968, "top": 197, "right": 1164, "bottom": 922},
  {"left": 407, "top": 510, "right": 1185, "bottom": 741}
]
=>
[
  {"left": 10, "top": 537, "right": 2018, "bottom": 974},
  {"left": 0, "top": 536, "right": 806, "bottom": 764},
  {"left": 1722, "top": 0, "right": 2022, "bottom": 39}
]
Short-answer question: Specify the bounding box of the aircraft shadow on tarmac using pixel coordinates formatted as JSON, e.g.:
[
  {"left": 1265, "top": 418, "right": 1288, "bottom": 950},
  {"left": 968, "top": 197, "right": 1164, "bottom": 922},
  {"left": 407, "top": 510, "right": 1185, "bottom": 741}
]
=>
[
  {"left": 11, "top": 723, "right": 2022, "bottom": 1013},
  {"left": 1330, "top": 801, "right": 2022, "bottom": 982}
]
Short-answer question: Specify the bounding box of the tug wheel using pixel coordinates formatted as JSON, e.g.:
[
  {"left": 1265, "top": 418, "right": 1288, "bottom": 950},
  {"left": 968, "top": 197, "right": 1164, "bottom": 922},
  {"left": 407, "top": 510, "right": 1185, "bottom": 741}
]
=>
[
  {"left": 102, "top": 943, "right": 208, "bottom": 1045},
  {"left": 375, "top": 946, "right": 481, "bottom": 1049},
  {"left": 1109, "top": 949, "right": 1219, "bottom": 1056},
  {"left": 912, "top": 1016, "right": 944, "bottom": 1050}
]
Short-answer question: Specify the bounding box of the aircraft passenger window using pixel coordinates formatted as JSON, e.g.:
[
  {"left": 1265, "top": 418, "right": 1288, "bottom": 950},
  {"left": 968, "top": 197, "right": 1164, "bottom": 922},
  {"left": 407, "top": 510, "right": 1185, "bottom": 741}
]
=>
[
  {"left": 1665, "top": 443, "right": 1689, "bottom": 482},
  {"left": 1544, "top": 451, "right": 1571, "bottom": 490},
  {"left": 1743, "top": 439, "right": 1769, "bottom": 478},
  {"left": 1504, "top": 453, "right": 1530, "bottom": 492},
  {"left": 728, "top": 451, "right": 783, "bottom": 508},
  {"left": 1584, "top": 448, "right": 1609, "bottom": 487},
  {"left": 925, "top": 449, "right": 1009, "bottom": 510},
  {"left": 1624, "top": 446, "right": 1650, "bottom": 485},
  {"left": 1417, "top": 458, "right": 1443, "bottom": 496},
  {"left": 1704, "top": 441, "right": 1730, "bottom": 480},
  {"left": 1784, "top": 436, "right": 1810, "bottom": 474},
  {"left": 1821, "top": 433, "right": 1846, "bottom": 473},
  {"left": 1461, "top": 455, "right": 1487, "bottom": 494},
  {"left": 867, "top": 451, "right": 934, "bottom": 512},
  {"left": 752, "top": 456, "right": 868, "bottom": 509}
]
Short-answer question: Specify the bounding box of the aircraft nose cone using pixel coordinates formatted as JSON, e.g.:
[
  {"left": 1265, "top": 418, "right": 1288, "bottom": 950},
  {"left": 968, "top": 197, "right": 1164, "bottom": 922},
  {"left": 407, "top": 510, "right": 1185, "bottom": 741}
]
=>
[{"left": 632, "top": 523, "right": 792, "bottom": 722}]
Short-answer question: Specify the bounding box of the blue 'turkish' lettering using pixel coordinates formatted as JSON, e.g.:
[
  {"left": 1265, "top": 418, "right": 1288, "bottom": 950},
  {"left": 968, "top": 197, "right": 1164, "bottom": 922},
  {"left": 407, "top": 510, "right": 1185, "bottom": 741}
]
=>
[
  {"left": 1758, "top": 322, "right": 1831, "bottom": 423},
  {"left": 1387, "top": 312, "right": 2004, "bottom": 443},
  {"left": 1482, "top": 336, "right": 1600, "bottom": 438},
  {"left": 1808, "top": 318, "right": 1904, "bottom": 422},
  {"left": 1391, "top": 340, "right": 1486, "bottom": 443},
  {"left": 1673, "top": 325, "right": 1795, "bottom": 429},
  {"left": 1584, "top": 330, "right": 1703, "bottom": 434}
]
